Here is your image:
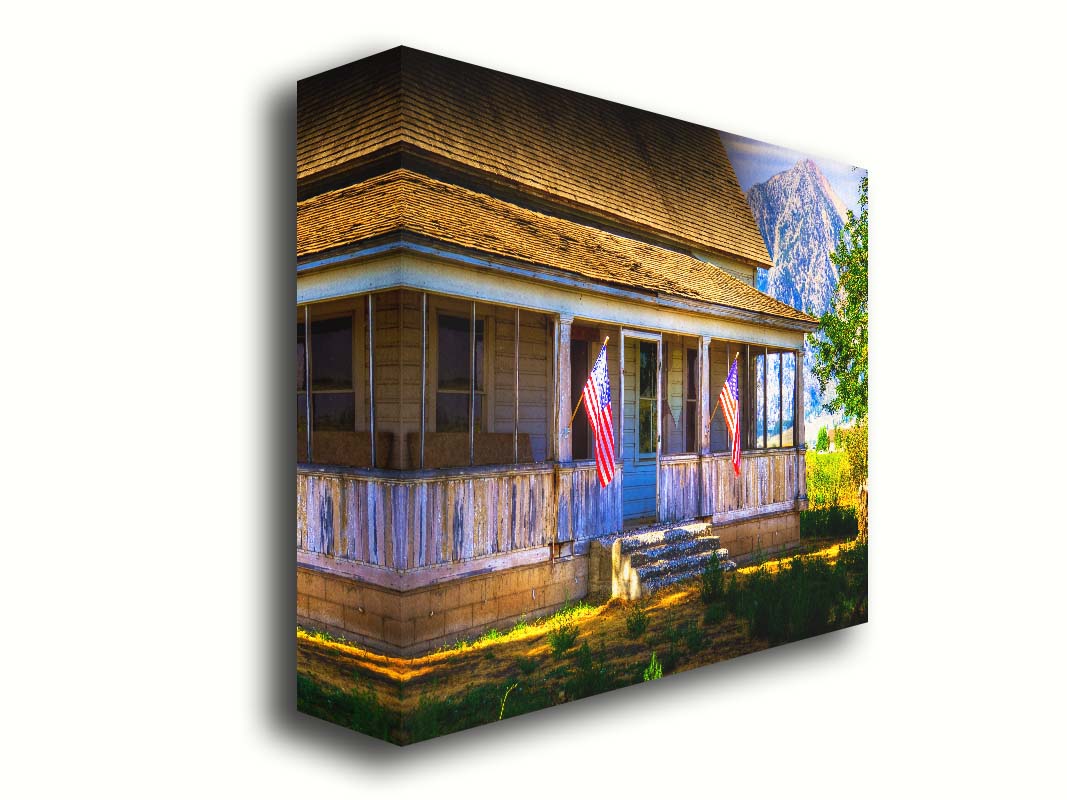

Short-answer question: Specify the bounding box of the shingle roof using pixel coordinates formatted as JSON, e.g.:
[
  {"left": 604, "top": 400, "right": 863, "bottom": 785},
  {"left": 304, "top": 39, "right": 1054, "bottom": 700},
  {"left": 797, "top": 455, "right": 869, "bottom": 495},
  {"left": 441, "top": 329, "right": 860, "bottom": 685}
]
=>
[
  {"left": 297, "top": 170, "right": 815, "bottom": 325},
  {"left": 298, "top": 47, "right": 772, "bottom": 268}
]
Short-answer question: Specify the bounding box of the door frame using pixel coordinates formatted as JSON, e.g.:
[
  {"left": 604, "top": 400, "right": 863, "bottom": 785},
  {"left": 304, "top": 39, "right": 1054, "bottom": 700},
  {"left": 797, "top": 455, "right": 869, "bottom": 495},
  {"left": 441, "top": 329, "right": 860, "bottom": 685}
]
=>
[{"left": 619, "top": 328, "right": 662, "bottom": 522}]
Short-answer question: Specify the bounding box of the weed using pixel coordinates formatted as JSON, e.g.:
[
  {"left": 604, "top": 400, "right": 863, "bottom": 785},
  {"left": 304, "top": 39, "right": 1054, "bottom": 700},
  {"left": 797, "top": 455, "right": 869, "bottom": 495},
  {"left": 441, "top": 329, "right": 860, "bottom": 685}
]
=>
[
  {"left": 643, "top": 652, "right": 663, "bottom": 681},
  {"left": 296, "top": 674, "right": 396, "bottom": 742},
  {"left": 658, "top": 609, "right": 681, "bottom": 671},
  {"left": 509, "top": 615, "right": 529, "bottom": 635},
  {"left": 625, "top": 601, "right": 650, "bottom": 639},
  {"left": 476, "top": 628, "right": 503, "bottom": 644},
  {"left": 725, "top": 540, "right": 867, "bottom": 645},
  {"left": 566, "top": 641, "right": 615, "bottom": 699},
  {"left": 800, "top": 507, "right": 858, "bottom": 539},
  {"left": 515, "top": 655, "right": 538, "bottom": 675},
  {"left": 499, "top": 683, "right": 518, "bottom": 720},
  {"left": 548, "top": 619, "right": 579, "bottom": 659},
  {"left": 680, "top": 619, "right": 703, "bottom": 653},
  {"left": 702, "top": 602, "right": 727, "bottom": 627},
  {"left": 699, "top": 550, "right": 725, "bottom": 604}
]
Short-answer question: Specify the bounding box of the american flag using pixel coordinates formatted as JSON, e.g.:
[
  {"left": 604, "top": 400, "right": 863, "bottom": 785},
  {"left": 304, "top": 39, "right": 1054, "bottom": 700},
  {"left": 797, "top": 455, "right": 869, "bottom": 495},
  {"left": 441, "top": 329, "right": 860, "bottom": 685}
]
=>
[
  {"left": 719, "top": 357, "right": 741, "bottom": 476},
  {"left": 582, "top": 343, "right": 616, "bottom": 487}
]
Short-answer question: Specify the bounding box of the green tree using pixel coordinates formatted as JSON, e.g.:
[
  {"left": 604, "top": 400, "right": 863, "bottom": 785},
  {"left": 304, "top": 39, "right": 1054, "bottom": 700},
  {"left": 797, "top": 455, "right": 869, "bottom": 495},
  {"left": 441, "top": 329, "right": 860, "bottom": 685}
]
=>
[
  {"left": 815, "top": 426, "right": 829, "bottom": 453},
  {"left": 809, "top": 174, "right": 868, "bottom": 420}
]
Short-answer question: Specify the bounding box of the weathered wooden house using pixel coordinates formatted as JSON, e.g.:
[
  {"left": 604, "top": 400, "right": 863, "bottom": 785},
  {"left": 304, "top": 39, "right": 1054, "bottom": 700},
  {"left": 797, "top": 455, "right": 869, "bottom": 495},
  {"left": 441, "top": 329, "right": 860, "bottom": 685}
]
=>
[{"left": 296, "top": 47, "right": 818, "bottom": 655}]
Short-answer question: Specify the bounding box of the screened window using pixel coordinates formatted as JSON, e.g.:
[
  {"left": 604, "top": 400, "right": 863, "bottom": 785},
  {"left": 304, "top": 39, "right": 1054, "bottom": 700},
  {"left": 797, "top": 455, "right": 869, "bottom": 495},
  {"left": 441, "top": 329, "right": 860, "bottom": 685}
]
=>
[
  {"left": 310, "top": 316, "right": 354, "bottom": 431},
  {"left": 685, "top": 347, "right": 698, "bottom": 452},
  {"left": 749, "top": 348, "right": 797, "bottom": 450},
  {"left": 436, "top": 314, "right": 485, "bottom": 432}
]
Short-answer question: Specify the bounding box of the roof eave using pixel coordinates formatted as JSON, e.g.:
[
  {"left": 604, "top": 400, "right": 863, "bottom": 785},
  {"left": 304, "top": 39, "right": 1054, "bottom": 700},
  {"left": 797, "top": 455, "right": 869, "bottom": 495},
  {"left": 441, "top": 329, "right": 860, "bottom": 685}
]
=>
[{"left": 296, "top": 233, "right": 818, "bottom": 333}]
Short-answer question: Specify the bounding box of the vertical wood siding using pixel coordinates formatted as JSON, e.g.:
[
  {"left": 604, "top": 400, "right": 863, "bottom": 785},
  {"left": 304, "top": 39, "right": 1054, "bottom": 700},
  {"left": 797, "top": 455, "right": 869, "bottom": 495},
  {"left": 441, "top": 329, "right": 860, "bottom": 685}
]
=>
[
  {"left": 708, "top": 450, "right": 798, "bottom": 516},
  {"left": 298, "top": 466, "right": 555, "bottom": 569},
  {"left": 556, "top": 463, "right": 623, "bottom": 542},
  {"left": 657, "top": 456, "right": 702, "bottom": 523}
]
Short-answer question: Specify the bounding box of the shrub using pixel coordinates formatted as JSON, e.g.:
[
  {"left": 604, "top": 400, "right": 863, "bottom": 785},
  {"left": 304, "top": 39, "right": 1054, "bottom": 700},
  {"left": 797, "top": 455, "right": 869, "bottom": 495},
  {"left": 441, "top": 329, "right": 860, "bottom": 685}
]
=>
[
  {"left": 297, "top": 674, "right": 396, "bottom": 742},
  {"left": 800, "top": 507, "right": 858, "bottom": 539},
  {"left": 681, "top": 620, "right": 703, "bottom": 653},
  {"left": 703, "top": 602, "right": 727, "bottom": 627},
  {"left": 725, "top": 543, "right": 867, "bottom": 645},
  {"left": 643, "top": 652, "right": 663, "bottom": 681},
  {"left": 658, "top": 609, "right": 682, "bottom": 672},
  {"left": 625, "top": 602, "right": 650, "bottom": 638},
  {"left": 566, "top": 641, "right": 615, "bottom": 699},
  {"left": 548, "top": 619, "right": 579, "bottom": 659},
  {"left": 699, "top": 550, "right": 725, "bottom": 604},
  {"left": 515, "top": 655, "right": 538, "bottom": 675},
  {"left": 816, "top": 426, "right": 829, "bottom": 452}
]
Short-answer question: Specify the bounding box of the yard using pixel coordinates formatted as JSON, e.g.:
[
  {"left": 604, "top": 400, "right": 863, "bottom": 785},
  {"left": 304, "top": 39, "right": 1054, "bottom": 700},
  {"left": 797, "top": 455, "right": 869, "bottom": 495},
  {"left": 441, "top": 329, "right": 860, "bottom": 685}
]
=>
[{"left": 297, "top": 532, "right": 867, "bottom": 745}]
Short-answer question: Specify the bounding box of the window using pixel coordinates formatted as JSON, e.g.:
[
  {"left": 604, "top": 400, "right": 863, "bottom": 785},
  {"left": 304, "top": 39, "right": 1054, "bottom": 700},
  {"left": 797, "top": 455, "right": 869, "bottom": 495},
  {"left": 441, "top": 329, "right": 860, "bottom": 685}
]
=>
[
  {"left": 750, "top": 347, "right": 797, "bottom": 450},
  {"left": 310, "top": 315, "right": 355, "bottom": 431},
  {"left": 638, "top": 341, "right": 657, "bottom": 456},
  {"left": 436, "top": 313, "right": 485, "bottom": 432},
  {"left": 685, "top": 347, "right": 697, "bottom": 452}
]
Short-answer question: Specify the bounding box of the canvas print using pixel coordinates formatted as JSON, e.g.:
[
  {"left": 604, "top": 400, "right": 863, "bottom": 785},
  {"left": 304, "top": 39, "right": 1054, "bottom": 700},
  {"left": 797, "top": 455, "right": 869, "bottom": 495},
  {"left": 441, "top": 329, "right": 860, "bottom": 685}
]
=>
[{"left": 296, "top": 47, "right": 868, "bottom": 744}]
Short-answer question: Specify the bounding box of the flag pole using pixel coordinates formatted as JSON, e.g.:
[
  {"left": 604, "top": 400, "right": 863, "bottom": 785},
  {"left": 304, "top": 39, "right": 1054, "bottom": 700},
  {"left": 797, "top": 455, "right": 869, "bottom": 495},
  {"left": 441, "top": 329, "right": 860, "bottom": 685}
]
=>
[{"left": 569, "top": 336, "right": 610, "bottom": 426}]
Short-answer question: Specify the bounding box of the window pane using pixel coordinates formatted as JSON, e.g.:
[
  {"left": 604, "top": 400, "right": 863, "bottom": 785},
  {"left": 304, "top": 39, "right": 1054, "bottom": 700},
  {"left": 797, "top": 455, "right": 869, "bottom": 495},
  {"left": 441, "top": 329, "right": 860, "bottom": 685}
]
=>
[
  {"left": 755, "top": 354, "right": 765, "bottom": 447},
  {"left": 782, "top": 353, "right": 795, "bottom": 447},
  {"left": 767, "top": 353, "right": 781, "bottom": 448},
  {"left": 311, "top": 316, "right": 352, "bottom": 390},
  {"left": 686, "top": 349, "right": 697, "bottom": 401},
  {"left": 685, "top": 399, "right": 696, "bottom": 453},
  {"left": 639, "top": 398, "right": 654, "bottom": 454},
  {"left": 297, "top": 323, "right": 306, "bottom": 392},
  {"left": 313, "top": 392, "right": 355, "bottom": 431},
  {"left": 435, "top": 392, "right": 486, "bottom": 432},
  {"left": 639, "top": 342, "right": 656, "bottom": 397},
  {"left": 438, "top": 315, "right": 484, "bottom": 391},
  {"left": 436, "top": 392, "right": 468, "bottom": 432}
]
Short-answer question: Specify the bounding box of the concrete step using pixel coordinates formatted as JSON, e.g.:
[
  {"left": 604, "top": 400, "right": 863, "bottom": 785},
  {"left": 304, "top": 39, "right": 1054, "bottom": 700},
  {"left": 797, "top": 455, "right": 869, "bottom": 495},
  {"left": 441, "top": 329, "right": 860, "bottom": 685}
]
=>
[
  {"left": 629, "top": 535, "right": 722, "bottom": 569},
  {"left": 617, "top": 522, "right": 712, "bottom": 555},
  {"left": 588, "top": 520, "right": 736, "bottom": 601},
  {"left": 635, "top": 548, "right": 732, "bottom": 585}
]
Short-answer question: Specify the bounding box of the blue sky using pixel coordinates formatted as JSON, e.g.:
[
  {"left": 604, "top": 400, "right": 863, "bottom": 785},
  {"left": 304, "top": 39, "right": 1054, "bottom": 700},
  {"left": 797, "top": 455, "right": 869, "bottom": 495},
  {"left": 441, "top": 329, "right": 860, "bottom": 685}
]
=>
[{"left": 720, "top": 131, "right": 867, "bottom": 215}]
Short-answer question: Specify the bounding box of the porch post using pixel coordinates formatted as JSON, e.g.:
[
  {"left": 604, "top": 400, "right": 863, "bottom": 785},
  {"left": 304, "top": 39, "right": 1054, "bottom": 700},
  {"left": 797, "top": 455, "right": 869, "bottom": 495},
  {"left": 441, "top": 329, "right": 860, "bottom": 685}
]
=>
[
  {"left": 796, "top": 348, "right": 807, "bottom": 504},
  {"left": 420, "top": 292, "right": 427, "bottom": 469},
  {"left": 368, "top": 294, "right": 376, "bottom": 468},
  {"left": 514, "top": 307, "right": 520, "bottom": 464},
  {"left": 699, "top": 335, "right": 711, "bottom": 455},
  {"left": 556, "top": 314, "right": 573, "bottom": 462},
  {"left": 304, "top": 305, "right": 312, "bottom": 463},
  {"left": 470, "top": 300, "right": 476, "bottom": 466}
]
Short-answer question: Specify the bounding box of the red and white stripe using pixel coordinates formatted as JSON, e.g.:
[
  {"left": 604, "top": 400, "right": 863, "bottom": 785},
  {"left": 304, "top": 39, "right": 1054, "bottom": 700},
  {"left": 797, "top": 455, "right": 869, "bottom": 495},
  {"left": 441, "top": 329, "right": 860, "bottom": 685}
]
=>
[{"left": 582, "top": 345, "right": 616, "bottom": 488}]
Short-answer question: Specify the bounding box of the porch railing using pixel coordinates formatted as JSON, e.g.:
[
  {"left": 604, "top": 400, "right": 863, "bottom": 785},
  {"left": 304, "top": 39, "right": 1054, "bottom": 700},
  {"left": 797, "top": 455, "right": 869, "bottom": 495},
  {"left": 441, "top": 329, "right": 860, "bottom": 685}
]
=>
[
  {"left": 658, "top": 449, "right": 803, "bottom": 525},
  {"left": 297, "top": 462, "right": 555, "bottom": 572}
]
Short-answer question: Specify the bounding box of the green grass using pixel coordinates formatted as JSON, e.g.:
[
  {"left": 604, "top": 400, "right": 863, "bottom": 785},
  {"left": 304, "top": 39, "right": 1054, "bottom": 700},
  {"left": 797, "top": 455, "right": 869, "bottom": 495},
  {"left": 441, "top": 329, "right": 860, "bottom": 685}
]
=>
[
  {"left": 800, "top": 507, "right": 858, "bottom": 539},
  {"left": 625, "top": 602, "right": 650, "bottom": 638},
  {"left": 296, "top": 674, "right": 397, "bottom": 742},
  {"left": 726, "top": 540, "right": 867, "bottom": 645},
  {"left": 548, "top": 618, "right": 579, "bottom": 658}
]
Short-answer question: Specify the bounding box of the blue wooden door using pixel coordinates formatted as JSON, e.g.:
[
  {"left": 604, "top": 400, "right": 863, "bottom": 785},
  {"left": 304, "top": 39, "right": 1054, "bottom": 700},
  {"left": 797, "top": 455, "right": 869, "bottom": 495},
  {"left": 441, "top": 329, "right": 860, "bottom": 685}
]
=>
[{"left": 623, "top": 338, "right": 659, "bottom": 522}]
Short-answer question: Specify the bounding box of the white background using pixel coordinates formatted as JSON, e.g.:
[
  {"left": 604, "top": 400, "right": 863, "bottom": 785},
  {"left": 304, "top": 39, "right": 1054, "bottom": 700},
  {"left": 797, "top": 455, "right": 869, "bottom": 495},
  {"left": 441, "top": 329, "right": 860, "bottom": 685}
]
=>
[{"left": 4, "top": 2, "right": 1065, "bottom": 797}]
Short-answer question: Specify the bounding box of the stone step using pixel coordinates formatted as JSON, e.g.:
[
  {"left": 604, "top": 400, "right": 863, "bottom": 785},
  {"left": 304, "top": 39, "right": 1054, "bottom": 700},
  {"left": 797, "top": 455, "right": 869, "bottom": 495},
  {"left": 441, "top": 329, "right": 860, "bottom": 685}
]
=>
[
  {"left": 639, "top": 558, "right": 737, "bottom": 596},
  {"left": 617, "top": 522, "right": 711, "bottom": 554},
  {"left": 589, "top": 520, "right": 736, "bottom": 601},
  {"left": 629, "top": 535, "right": 723, "bottom": 568},
  {"left": 635, "top": 547, "right": 732, "bottom": 585}
]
